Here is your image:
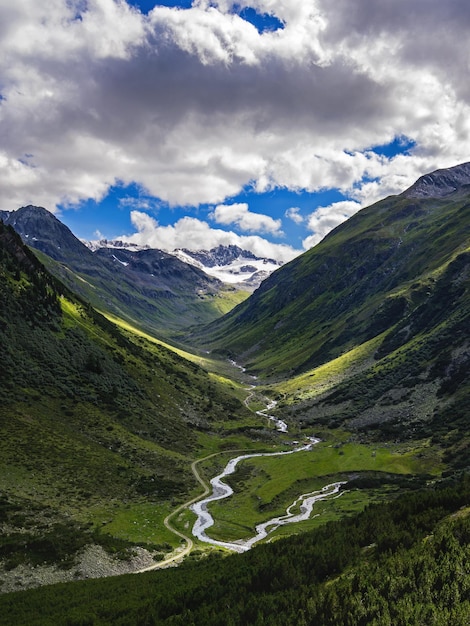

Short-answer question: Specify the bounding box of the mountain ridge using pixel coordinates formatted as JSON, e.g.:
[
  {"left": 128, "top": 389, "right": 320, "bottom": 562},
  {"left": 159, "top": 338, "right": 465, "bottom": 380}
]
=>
[
  {"left": 174, "top": 244, "right": 282, "bottom": 289},
  {"left": 191, "top": 162, "right": 470, "bottom": 458},
  {"left": 195, "top": 163, "right": 470, "bottom": 377},
  {"left": 85, "top": 239, "right": 282, "bottom": 290},
  {"left": 0, "top": 205, "right": 246, "bottom": 337},
  {"left": 402, "top": 161, "right": 470, "bottom": 198}
]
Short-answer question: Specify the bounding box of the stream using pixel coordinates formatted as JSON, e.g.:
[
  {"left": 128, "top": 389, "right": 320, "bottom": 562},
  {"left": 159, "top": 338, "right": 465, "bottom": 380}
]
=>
[
  {"left": 256, "top": 398, "right": 288, "bottom": 433},
  {"left": 190, "top": 438, "right": 346, "bottom": 552}
]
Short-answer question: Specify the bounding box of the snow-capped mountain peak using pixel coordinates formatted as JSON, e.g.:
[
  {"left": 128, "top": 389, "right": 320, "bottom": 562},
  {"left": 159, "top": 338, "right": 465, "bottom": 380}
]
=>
[
  {"left": 174, "top": 245, "right": 282, "bottom": 290},
  {"left": 84, "top": 239, "right": 150, "bottom": 253},
  {"left": 83, "top": 241, "right": 283, "bottom": 290}
]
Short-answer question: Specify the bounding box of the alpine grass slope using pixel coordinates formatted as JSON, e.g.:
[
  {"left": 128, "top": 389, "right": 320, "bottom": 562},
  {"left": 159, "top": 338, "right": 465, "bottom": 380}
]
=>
[{"left": 0, "top": 221, "right": 254, "bottom": 582}]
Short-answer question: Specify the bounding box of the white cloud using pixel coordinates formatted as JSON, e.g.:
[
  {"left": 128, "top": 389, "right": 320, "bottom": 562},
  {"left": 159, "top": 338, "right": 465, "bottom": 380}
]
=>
[
  {"left": 121, "top": 210, "right": 299, "bottom": 262},
  {"left": 118, "top": 195, "right": 162, "bottom": 211},
  {"left": 284, "top": 207, "right": 303, "bottom": 224},
  {"left": 211, "top": 202, "right": 283, "bottom": 234},
  {"left": 0, "top": 0, "right": 469, "bottom": 216},
  {"left": 302, "top": 200, "right": 362, "bottom": 249}
]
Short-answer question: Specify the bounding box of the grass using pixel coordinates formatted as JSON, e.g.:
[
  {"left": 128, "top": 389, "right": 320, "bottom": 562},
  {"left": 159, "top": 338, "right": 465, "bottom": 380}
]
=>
[
  {"left": 89, "top": 502, "right": 177, "bottom": 548},
  {"left": 272, "top": 333, "right": 385, "bottom": 401},
  {"left": 209, "top": 287, "right": 250, "bottom": 315},
  {"left": 260, "top": 486, "right": 398, "bottom": 541},
  {"left": 98, "top": 310, "right": 216, "bottom": 368},
  {"left": 100, "top": 310, "right": 256, "bottom": 383}
]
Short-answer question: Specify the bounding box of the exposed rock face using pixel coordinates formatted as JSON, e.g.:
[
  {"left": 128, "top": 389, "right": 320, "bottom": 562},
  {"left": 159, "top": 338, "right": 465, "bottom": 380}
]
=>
[
  {"left": 94, "top": 247, "right": 221, "bottom": 294},
  {"left": 180, "top": 244, "right": 274, "bottom": 267},
  {"left": 0, "top": 205, "right": 91, "bottom": 261},
  {"left": 402, "top": 162, "right": 470, "bottom": 198}
]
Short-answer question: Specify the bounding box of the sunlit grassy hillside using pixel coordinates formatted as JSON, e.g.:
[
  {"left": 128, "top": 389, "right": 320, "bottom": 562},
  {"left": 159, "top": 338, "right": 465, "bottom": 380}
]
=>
[{"left": 0, "top": 222, "right": 260, "bottom": 576}]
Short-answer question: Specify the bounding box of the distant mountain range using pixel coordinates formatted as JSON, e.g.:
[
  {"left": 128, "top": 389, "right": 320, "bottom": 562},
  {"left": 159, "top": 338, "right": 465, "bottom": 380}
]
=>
[
  {"left": 0, "top": 206, "right": 272, "bottom": 337},
  {"left": 87, "top": 239, "right": 282, "bottom": 290}
]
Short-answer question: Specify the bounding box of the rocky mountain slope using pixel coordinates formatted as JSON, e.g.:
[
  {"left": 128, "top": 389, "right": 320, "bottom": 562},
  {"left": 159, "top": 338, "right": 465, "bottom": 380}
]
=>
[
  {"left": 87, "top": 240, "right": 282, "bottom": 291},
  {"left": 403, "top": 161, "right": 470, "bottom": 198},
  {"left": 174, "top": 244, "right": 282, "bottom": 290}
]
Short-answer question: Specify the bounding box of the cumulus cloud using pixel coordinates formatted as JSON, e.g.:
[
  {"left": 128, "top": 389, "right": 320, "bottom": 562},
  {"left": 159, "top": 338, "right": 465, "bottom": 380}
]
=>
[
  {"left": 211, "top": 202, "right": 283, "bottom": 234},
  {"left": 121, "top": 210, "right": 298, "bottom": 262},
  {"left": 0, "top": 0, "right": 469, "bottom": 221},
  {"left": 302, "top": 200, "right": 362, "bottom": 249}
]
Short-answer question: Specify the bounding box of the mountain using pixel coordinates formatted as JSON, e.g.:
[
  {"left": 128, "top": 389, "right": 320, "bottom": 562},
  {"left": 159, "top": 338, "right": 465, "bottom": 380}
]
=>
[
  {"left": 89, "top": 241, "right": 283, "bottom": 291},
  {"left": 196, "top": 162, "right": 470, "bottom": 374},
  {"left": 192, "top": 162, "right": 470, "bottom": 457},
  {"left": 0, "top": 205, "right": 96, "bottom": 269},
  {"left": 403, "top": 161, "right": 470, "bottom": 198},
  {"left": 0, "top": 206, "right": 246, "bottom": 338},
  {"left": 180, "top": 244, "right": 265, "bottom": 267},
  {"left": 0, "top": 221, "right": 261, "bottom": 587}
]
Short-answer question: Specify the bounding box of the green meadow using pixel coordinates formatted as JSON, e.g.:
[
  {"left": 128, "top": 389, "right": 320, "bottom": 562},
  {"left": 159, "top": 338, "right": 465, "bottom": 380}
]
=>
[{"left": 196, "top": 438, "right": 443, "bottom": 543}]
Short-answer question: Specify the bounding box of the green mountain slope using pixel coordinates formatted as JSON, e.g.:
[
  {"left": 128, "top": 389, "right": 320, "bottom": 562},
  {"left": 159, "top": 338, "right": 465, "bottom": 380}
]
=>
[
  {"left": 0, "top": 205, "right": 246, "bottom": 338},
  {"left": 0, "top": 221, "right": 255, "bottom": 576},
  {"left": 191, "top": 165, "right": 470, "bottom": 461},
  {"left": 196, "top": 183, "right": 469, "bottom": 377}
]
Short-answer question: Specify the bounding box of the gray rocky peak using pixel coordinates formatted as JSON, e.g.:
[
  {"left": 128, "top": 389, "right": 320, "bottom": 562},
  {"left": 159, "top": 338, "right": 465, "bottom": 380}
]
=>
[{"left": 402, "top": 162, "right": 470, "bottom": 199}]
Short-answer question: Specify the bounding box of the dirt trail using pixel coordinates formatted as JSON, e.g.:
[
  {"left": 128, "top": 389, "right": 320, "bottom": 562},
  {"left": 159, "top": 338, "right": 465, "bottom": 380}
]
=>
[{"left": 135, "top": 451, "right": 242, "bottom": 572}]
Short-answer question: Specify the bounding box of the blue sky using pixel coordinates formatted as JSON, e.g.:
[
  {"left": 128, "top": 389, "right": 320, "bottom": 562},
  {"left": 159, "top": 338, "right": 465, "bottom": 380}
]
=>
[
  {"left": 1, "top": 1, "right": 468, "bottom": 261},
  {"left": 61, "top": 180, "right": 347, "bottom": 252}
]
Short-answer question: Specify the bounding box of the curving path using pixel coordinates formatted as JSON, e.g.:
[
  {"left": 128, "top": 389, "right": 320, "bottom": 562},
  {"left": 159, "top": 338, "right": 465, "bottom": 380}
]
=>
[{"left": 135, "top": 451, "right": 245, "bottom": 572}]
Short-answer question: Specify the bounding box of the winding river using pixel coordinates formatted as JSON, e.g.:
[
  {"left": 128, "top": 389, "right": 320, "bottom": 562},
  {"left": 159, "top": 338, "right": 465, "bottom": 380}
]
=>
[
  {"left": 256, "top": 398, "right": 288, "bottom": 432},
  {"left": 135, "top": 367, "right": 347, "bottom": 573},
  {"left": 189, "top": 367, "right": 347, "bottom": 553},
  {"left": 190, "top": 438, "right": 347, "bottom": 552}
]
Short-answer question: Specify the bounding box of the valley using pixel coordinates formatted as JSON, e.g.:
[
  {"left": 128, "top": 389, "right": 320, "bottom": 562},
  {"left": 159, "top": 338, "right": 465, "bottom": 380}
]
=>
[{"left": 0, "top": 162, "right": 469, "bottom": 624}]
